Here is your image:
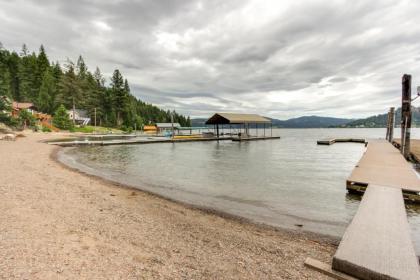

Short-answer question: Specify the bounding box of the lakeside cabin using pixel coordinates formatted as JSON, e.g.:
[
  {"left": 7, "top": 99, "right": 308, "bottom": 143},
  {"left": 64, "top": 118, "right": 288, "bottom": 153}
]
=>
[
  {"left": 205, "top": 113, "right": 273, "bottom": 140},
  {"left": 67, "top": 109, "right": 91, "bottom": 126},
  {"left": 12, "top": 102, "right": 37, "bottom": 117}
]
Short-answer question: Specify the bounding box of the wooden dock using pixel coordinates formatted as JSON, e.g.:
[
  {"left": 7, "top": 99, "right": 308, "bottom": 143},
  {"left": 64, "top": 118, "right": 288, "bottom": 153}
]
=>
[
  {"left": 49, "top": 135, "right": 280, "bottom": 147},
  {"left": 347, "top": 140, "right": 420, "bottom": 202},
  {"left": 317, "top": 138, "right": 366, "bottom": 145},
  {"left": 332, "top": 184, "right": 420, "bottom": 280},
  {"left": 307, "top": 140, "right": 420, "bottom": 279},
  {"left": 231, "top": 136, "right": 281, "bottom": 142},
  {"left": 393, "top": 139, "right": 420, "bottom": 163}
]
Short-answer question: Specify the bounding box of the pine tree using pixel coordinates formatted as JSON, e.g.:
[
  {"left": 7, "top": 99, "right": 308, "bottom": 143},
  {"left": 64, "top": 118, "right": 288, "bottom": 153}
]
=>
[
  {"left": 110, "top": 69, "right": 127, "bottom": 126},
  {"left": 53, "top": 104, "right": 73, "bottom": 130},
  {"left": 37, "top": 45, "right": 50, "bottom": 77},
  {"left": 37, "top": 69, "right": 55, "bottom": 114},
  {"left": 57, "top": 61, "right": 82, "bottom": 123}
]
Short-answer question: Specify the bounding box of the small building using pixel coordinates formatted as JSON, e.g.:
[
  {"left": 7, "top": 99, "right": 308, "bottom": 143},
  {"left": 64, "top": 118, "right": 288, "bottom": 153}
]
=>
[
  {"left": 12, "top": 102, "right": 37, "bottom": 117},
  {"left": 143, "top": 125, "right": 157, "bottom": 132},
  {"left": 67, "top": 109, "right": 91, "bottom": 126},
  {"left": 205, "top": 113, "right": 272, "bottom": 139},
  {"left": 156, "top": 123, "right": 181, "bottom": 133}
]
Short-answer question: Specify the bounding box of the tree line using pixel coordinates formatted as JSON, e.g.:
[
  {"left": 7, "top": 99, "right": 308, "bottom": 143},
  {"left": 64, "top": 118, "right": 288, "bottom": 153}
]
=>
[{"left": 0, "top": 43, "right": 191, "bottom": 129}]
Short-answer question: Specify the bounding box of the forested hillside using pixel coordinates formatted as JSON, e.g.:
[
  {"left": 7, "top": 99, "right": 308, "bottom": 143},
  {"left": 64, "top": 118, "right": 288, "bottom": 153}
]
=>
[
  {"left": 0, "top": 43, "right": 190, "bottom": 128},
  {"left": 341, "top": 107, "right": 420, "bottom": 128}
]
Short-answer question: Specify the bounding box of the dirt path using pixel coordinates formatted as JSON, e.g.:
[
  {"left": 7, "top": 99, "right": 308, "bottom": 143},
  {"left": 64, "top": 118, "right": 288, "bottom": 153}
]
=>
[{"left": 0, "top": 132, "right": 335, "bottom": 279}]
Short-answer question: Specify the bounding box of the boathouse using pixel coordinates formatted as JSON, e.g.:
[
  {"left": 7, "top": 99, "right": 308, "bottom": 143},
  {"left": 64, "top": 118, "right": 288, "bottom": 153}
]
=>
[
  {"left": 156, "top": 123, "right": 181, "bottom": 134},
  {"left": 205, "top": 113, "right": 272, "bottom": 139}
]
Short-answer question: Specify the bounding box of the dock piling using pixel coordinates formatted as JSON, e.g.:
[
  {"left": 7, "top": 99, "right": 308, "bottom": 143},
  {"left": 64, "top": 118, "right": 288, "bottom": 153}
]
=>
[
  {"left": 388, "top": 107, "right": 395, "bottom": 142},
  {"left": 401, "top": 74, "right": 412, "bottom": 159}
]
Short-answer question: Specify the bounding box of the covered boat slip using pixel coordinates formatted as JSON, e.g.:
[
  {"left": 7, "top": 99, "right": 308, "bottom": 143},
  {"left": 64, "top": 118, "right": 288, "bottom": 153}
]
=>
[{"left": 205, "top": 113, "right": 280, "bottom": 141}]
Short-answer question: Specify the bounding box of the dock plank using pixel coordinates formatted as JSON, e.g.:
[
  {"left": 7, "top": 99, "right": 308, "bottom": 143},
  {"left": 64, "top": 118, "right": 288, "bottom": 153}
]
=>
[
  {"left": 348, "top": 140, "right": 420, "bottom": 192},
  {"left": 332, "top": 184, "right": 420, "bottom": 280}
]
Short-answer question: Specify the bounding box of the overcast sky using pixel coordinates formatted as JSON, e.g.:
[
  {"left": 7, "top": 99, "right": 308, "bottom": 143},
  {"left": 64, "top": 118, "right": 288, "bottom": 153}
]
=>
[{"left": 1, "top": 0, "right": 420, "bottom": 119}]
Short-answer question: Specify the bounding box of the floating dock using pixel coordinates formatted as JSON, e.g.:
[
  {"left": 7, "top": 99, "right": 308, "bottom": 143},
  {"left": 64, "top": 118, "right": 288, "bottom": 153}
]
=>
[
  {"left": 347, "top": 140, "right": 420, "bottom": 202},
  {"left": 306, "top": 139, "right": 420, "bottom": 279},
  {"left": 317, "top": 138, "right": 366, "bottom": 145},
  {"left": 48, "top": 135, "right": 280, "bottom": 147},
  {"left": 231, "top": 136, "right": 281, "bottom": 142}
]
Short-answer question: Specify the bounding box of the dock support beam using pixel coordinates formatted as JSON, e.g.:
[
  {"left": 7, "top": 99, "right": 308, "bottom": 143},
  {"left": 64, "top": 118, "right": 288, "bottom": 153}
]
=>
[
  {"left": 385, "top": 111, "right": 391, "bottom": 141},
  {"left": 388, "top": 107, "right": 395, "bottom": 142},
  {"left": 401, "top": 74, "right": 412, "bottom": 159}
]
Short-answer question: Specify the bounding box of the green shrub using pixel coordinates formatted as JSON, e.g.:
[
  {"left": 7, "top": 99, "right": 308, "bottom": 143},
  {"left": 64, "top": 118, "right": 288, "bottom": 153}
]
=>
[
  {"left": 42, "top": 126, "right": 52, "bottom": 132},
  {"left": 18, "top": 109, "right": 36, "bottom": 129}
]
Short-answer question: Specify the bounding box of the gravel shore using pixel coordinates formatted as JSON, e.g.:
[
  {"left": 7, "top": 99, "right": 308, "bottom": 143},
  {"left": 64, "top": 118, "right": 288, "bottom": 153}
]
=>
[{"left": 0, "top": 132, "right": 336, "bottom": 279}]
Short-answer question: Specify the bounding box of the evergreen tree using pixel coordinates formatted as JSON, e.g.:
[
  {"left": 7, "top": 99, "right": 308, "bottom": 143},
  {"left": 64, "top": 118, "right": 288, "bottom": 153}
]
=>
[
  {"left": 110, "top": 69, "right": 127, "bottom": 126},
  {"left": 0, "top": 96, "right": 12, "bottom": 124},
  {"left": 0, "top": 44, "right": 191, "bottom": 129},
  {"left": 37, "top": 45, "right": 50, "bottom": 77},
  {"left": 57, "top": 61, "right": 82, "bottom": 123},
  {"left": 52, "top": 104, "right": 73, "bottom": 130},
  {"left": 37, "top": 69, "right": 55, "bottom": 114}
]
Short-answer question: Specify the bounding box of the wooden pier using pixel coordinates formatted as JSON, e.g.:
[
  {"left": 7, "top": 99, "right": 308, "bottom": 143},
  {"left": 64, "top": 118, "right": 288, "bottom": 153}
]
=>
[
  {"left": 317, "top": 138, "right": 366, "bottom": 145},
  {"left": 306, "top": 140, "right": 420, "bottom": 279},
  {"left": 48, "top": 135, "right": 280, "bottom": 147},
  {"left": 231, "top": 136, "right": 281, "bottom": 142}
]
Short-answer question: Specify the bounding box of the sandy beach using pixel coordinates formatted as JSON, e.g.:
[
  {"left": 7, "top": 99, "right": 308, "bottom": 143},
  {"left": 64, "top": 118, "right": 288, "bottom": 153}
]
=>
[{"left": 0, "top": 132, "right": 336, "bottom": 279}]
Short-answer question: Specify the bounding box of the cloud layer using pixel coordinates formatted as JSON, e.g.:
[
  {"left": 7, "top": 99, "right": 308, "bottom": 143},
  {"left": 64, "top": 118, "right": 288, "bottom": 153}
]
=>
[{"left": 1, "top": 0, "right": 420, "bottom": 119}]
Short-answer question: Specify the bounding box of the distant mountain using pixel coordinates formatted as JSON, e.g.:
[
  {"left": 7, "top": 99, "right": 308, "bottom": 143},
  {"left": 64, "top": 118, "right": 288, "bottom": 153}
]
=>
[
  {"left": 191, "top": 118, "right": 208, "bottom": 127},
  {"left": 191, "top": 115, "right": 353, "bottom": 128},
  {"left": 271, "top": 116, "right": 353, "bottom": 128},
  {"left": 342, "top": 107, "right": 420, "bottom": 128}
]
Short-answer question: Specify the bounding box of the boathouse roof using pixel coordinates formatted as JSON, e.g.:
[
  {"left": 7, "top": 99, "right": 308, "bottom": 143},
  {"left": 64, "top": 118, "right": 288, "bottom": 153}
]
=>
[{"left": 205, "top": 113, "right": 271, "bottom": 125}]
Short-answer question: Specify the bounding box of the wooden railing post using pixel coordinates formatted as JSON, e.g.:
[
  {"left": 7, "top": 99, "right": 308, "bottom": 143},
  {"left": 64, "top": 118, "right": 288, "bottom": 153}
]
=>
[{"left": 401, "top": 74, "right": 412, "bottom": 159}]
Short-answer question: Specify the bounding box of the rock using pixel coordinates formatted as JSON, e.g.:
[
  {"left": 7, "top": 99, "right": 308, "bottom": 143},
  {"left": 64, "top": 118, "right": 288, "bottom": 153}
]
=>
[
  {"left": 0, "top": 123, "right": 13, "bottom": 134},
  {"left": 2, "top": 134, "right": 16, "bottom": 141}
]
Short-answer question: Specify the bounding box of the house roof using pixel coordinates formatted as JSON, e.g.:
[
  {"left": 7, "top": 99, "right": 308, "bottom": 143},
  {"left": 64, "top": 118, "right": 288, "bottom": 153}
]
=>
[
  {"left": 12, "top": 102, "right": 37, "bottom": 110},
  {"left": 205, "top": 113, "right": 271, "bottom": 125},
  {"left": 156, "top": 123, "right": 181, "bottom": 128}
]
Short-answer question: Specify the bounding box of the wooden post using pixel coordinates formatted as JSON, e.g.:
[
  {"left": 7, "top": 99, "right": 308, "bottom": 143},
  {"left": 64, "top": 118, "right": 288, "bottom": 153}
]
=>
[
  {"left": 389, "top": 107, "right": 395, "bottom": 142},
  {"left": 216, "top": 124, "right": 219, "bottom": 139},
  {"left": 385, "top": 111, "right": 390, "bottom": 140},
  {"left": 401, "top": 74, "right": 412, "bottom": 159}
]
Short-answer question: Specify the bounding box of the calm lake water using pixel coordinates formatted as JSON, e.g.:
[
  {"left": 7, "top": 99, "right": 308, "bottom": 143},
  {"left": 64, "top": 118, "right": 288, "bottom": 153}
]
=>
[{"left": 59, "top": 128, "right": 420, "bottom": 254}]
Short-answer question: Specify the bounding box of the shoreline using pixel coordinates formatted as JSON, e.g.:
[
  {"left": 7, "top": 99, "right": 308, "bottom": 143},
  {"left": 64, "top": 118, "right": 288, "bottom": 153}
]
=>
[
  {"left": 53, "top": 146, "right": 340, "bottom": 246},
  {"left": 1, "top": 132, "right": 336, "bottom": 279}
]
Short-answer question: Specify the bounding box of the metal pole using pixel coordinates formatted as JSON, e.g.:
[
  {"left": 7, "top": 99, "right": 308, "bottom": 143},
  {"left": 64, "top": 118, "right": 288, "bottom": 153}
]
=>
[
  {"left": 171, "top": 111, "right": 174, "bottom": 139},
  {"left": 72, "top": 97, "right": 76, "bottom": 124}
]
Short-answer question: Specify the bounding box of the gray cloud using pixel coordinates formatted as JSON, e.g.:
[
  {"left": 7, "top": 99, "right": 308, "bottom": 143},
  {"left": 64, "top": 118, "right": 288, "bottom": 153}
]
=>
[{"left": 1, "top": 0, "right": 420, "bottom": 119}]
